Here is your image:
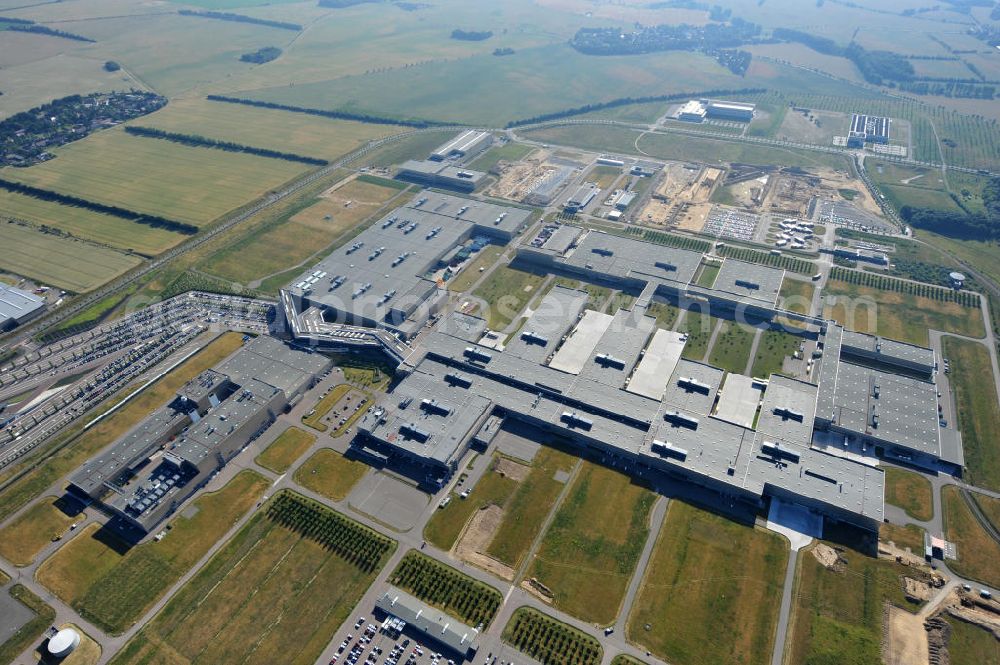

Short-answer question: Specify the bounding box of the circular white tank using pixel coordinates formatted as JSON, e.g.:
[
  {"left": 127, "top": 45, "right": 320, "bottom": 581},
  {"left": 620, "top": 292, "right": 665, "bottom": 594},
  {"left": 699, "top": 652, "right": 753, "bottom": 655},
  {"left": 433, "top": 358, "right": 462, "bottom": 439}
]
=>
[{"left": 47, "top": 628, "right": 81, "bottom": 658}]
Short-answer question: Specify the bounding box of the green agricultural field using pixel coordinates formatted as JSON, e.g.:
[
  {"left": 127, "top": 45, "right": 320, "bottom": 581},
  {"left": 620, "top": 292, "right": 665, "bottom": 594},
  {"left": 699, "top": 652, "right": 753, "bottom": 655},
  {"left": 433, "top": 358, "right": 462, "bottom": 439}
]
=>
[
  {"left": 750, "top": 329, "right": 800, "bottom": 379},
  {"left": 0, "top": 190, "right": 184, "bottom": 256},
  {"left": 256, "top": 427, "right": 315, "bottom": 474},
  {"left": 0, "top": 333, "right": 245, "bottom": 526},
  {"left": 36, "top": 471, "right": 269, "bottom": 634},
  {"left": 823, "top": 280, "right": 984, "bottom": 347},
  {"left": 109, "top": 492, "right": 394, "bottom": 665},
  {"left": 945, "top": 617, "right": 1000, "bottom": 665},
  {"left": 943, "top": 486, "right": 1000, "bottom": 589},
  {"left": 0, "top": 222, "right": 141, "bottom": 292},
  {"left": 0, "top": 496, "right": 75, "bottom": 566},
  {"left": 293, "top": 449, "right": 369, "bottom": 502},
  {"left": 447, "top": 246, "right": 505, "bottom": 293},
  {"left": 135, "top": 97, "right": 401, "bottom": 161},
  {"left": 203, "top": 176, "right": 405, "bottom": 286},
  {"left": 879, "top": 523, "right": 925, "bottom": 555},
  {"left": 424, "top": 458, "right": 518, "bottom": 551},
  {"left": 627, "top": 501, "right": 787, "bottom": 665},
  {"left": 786, "top": 542, "right": 932, "bottom": 665},
  {"left": 778, "top": 278, "right": 815, "bottom": 315},
  {"left": 707, "top": 321, "right": 755, "bottom": 374},
  {"left": 942, "top": 337, "right": 1000, "bottom": 492},
  {"left": 884, "top": 468, "right": 933, "bottom": 522},
  {"left": 8, "top": 128, "right": 308, "bottom": 227},
  {"left": 468, "top": 143, "right": 535, "bottom": 172},
  {"left": 503, "top": 607, "right": 602, "bottom": 665},
  {"left": 487, "top": 447, "right": 577, "bottom": 569},
  {"left": 679, "top": 310, "right": 717, "bottom": 361},
  {"left": 528, "top": 462, "right": 655, "bottom": 625},
  {"left": 0, "top": 584, "right": 55, "bottom": 665},
  {"left": 389, "top": 551, "right": 503, "bottom": 627},
  {"left": 472, "top": 266, "right": 545, "bottom": 331}
]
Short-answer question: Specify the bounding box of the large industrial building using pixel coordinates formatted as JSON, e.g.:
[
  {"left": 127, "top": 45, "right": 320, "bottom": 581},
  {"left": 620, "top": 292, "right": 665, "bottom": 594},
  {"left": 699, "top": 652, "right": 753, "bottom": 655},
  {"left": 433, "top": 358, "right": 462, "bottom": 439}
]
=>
[
  {"left": 375, "top": 587, "right": 480, "bottom": 658},
  {"left": 677, "top": 99, "right": 755, "bottom": 122},
  {"left": 281, "top": 191, "right": 531, "bottom": 341},
  {"left": 429, "top": 130, "right": 493, "bottom": 162},
  {"left": 848, "top": 114, "right": 890, "bottom": 146},
  {"left": 68, "top": 336, "right": 330, "bottom": 532},
  {"left": 395, "top": 160, "right": 486, "bottom": 192},
  {"left": 0, "top": 284, "right": 45, "bottom": 331}
]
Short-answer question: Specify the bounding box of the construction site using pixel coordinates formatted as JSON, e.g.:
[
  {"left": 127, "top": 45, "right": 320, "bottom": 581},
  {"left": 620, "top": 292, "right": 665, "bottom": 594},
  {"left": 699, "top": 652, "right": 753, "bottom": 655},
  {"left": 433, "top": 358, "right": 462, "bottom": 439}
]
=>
[
  {"left": 638, "top": 162, "right": 720, "bottom": 230},
  {"left": 484, "top": 148, "right": 581, "bottom": 206}
]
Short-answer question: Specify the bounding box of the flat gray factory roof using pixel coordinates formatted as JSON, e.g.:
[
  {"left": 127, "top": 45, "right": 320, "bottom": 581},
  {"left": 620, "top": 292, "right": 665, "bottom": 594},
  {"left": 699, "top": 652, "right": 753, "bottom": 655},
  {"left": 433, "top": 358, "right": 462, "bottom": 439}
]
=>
[
  {"left": 504, "top": 286, "right": 588, "bottom": 365},
  {"left": 219, "top": 336, "right": 329, "bottom": 397},
  {"left": 814, "top": 323, "right": 844, "bottom": 421},
  {"left": 548, "top": 310, "right": 614, "bottom": 374},
  {"left": 376, "top": 586, "right": 479, "bottom": 655},
  {"left": 756, "top": 375, "right": 818, "bottom": 444},
  {"left": 840, "top": 329, "right": 935, "bottom": 369},
  {"left": 576, "top": 308, "right": 655, "bottom": 389},
  {"left": 558, "top": 230, "right": 702, "bottom": 289},
  {"left": 823, "top": 361, "right": 941, "bottom": 455},
  {"left": 662, "top": 359, "right": 725, "bottom": 415},
  {"left": 626, "top": 328, "right": 685, "bottom": 400},
  {"left": 406, "top": 191, "right": 529, "bottom": 237},
  {"left": 0, "top": 284, "right": 44, "bottom": 322},
  {"left": 542, "top": 225, "right": 583, "bottom": 254},
  {"left": 358, "top": 369, "right": 492, "bottom": 465},
  {"left": 711, "top": 259, "right": 784, "bottom": 306},
  {"left": 438, "top": 312, "right": 488, "bottom": 342},
  {"left": 714, "top": 374, "right": 765, "bottom": 429},
  {"left": 177, "top": 369, "right": 228, "bottom": 405},
  {"left": 431, "top": 130, "right": 491, "bottom": 159}
]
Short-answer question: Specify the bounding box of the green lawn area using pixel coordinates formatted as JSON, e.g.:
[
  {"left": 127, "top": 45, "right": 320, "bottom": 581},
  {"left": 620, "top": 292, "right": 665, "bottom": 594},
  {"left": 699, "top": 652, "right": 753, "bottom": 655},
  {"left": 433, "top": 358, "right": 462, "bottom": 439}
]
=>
[
  {"left": 778, "top": 277, "right": 815, "bottom": 315},
  {"left": 973, "top": 492, "right": 1000, "bottom": 533},
  {"left": 589, "top": 165, "right": 622, "bottom": 189},
  {"left": 486, "top": 447, "right": 577, "bottom": 569},
  {"left": 942, "top": 486, "right": 1000, "bottom": 589},
  {"left": 695, "top": 261, "right": 721, "bottom": 288},
  {"left": 36, "top": 470, "right": 269, "bottom": 634},
  {"left": 707, "top": 321, "right": 755, "bottom": 374},
  {"left": 528, "top": 462, "right": 656, "bottom": 625},
  {"left": 108, "top": 495, "right": 394, "bottom": 665},
  {"left": 786, "top": 542, "right": 931, "bottom": 665},
  {"left": 679, "top": 310, "right": 717, "bottom": 361},
  {"left": 9, "top": 128, "right": 307, "bottom": 227},
  {"left": 943, "top": 337, "right": 1000, "bottom": 492},
  {"left": 884, "top": 467, "right": 934, "bottom": 522},
  {"left": 604, "top": 291, "right": 636, "bottom": 314},
  {"left": 648, "top": 302, "right": 680, "bottom": 329},
  {"left": 0, "top": 496, "right": 76, "bottom": 566},
  {"left": 468, "top": 142, "right": 534, "bottom": 172},
  {"left": 627, "top": 501, "right": 787, "bottom": 665},
  {"left": 0, "top": 585, "right": 55, "bottom": 665},
  {"left": 472, "top": 265, "right": 545, "bottom": 330},
  {"left": 944, "top": 617, "right": 1000, "bottom": 665},
  {"left": 424, "top": 458, "right": 518, "bottom": 551},
  {"left": 292, "top": 449, "right": 369, "bottom": 502},
  {"left": 0, "top": 333, "right": 245, "bottom": 526},
  {"left": 824, "top": 280, "right": 984, "bottom": 347},
  {"left": 750, "top": 329, "right": 800, "bottom": 379},
  {"left": 256, "top": 426, "right": 316, "bottom": 474},
  {"left": 448, "top": 245, "right": 505, "bottom": 293},
  {"left": 879, "top": 523, "right": 925, "bottom": 554}
]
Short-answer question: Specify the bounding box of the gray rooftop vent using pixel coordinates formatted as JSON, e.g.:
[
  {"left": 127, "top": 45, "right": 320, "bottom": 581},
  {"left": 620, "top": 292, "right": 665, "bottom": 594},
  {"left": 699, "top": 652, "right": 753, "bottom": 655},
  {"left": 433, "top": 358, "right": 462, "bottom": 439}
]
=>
[
  {"left": 651, "top": 439, "right": 688, "bottom": 461},
  {"left": 444, "top": 373, "right": 472, "bottom": 388},
  {"left": 655, "top": 261, "right": 677, "bottom": 272},
  {"left": 400, "top": 423, "right": 430, "bottom": 442},
  {"left": 760, "top": 440, "right": 801, "bottom": 464},
  {"left": 591, "top": 247, "right": 613, "bottom": 257},
  {"left": 664, "top": 410, "right": 699, "bottom": 430},
  {"left": 735, "top": 279, "right": 760, "bottom": 291},
  {"left": 773, "top": 406, "right": 805, "bottom": 422},
  {"left": 560, "top": 411, "right": 594, "bottom": 430},
  {"left": 520, "top": 331, "right": 549, "bottom": 346},
  {"left": 420, "top": 398, "right": 452, "bottom": 416},
  {"left": 677, "top": 376, "right": 711, "bottom": 395},
  {"left": 463, "top": 347, "right": 492, "bottom": 363},
  {"left": 594, "top": 353, "right": 626, "bottom": 370}
]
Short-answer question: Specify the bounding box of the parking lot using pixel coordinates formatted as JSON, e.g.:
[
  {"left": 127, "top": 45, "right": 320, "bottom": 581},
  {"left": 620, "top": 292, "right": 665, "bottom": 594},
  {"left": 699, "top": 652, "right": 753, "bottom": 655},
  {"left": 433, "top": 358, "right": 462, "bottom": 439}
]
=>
[
  {"left": 703, "top": 206, "right": 760, "bottom": 241},
  {"left": 330, "top": 614, "right": 485, "bottom": 665}
]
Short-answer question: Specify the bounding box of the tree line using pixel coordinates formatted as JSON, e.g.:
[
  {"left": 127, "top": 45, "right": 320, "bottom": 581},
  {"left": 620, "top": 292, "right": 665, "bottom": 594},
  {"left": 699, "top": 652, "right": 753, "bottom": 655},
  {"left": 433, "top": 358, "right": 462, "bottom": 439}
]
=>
[
  {"left": 901, "top": 176, "right": 1000, "bottom": 241},
  {"left": 0, "top": 178, "right": 197, "bottom": 235},
  {"left": 8, "top": 24, "right": 94, "bottom": 42},
  {"left": 206, "top": 94, "right": 447, "bottom": 128},
  {"left": 451, "top": 29, "right": 492, "bottom": 41},
  {"left": 771, "top": 28, "right": 914, "bottom": 85},
  {"left": 177, "top": 9, "right": 301, "bottom": 31},
  {"left": 124, "top": 126, "right": 328, "bottom": 166},
  {"left": 240, "top": 46, "right": 282, "bottom": 64},
  {"left": 504, "top": 87, "right": 766, "bottom": 127}
]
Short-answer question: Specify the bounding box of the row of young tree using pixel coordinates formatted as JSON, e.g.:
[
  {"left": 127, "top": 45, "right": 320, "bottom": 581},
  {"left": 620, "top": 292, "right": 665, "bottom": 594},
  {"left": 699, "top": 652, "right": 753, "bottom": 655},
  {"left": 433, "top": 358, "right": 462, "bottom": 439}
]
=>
[
  {"left": 0, "top": 178, "right": 197, "bottom": 235},
  {"left": 8, "top": 24, "right": 94, "bottom": 42},
  {"left": 504, "top": 87, "right": 767, "bottom": 127},
  {"left": 206, "top": 94, "right": 445, "bottom": 128},
  {"left": 177, "top": 9, "right": 301, "bottom": 31},
  {"left": 124, "top": 126, "right": 328, "bottom": 165}
]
